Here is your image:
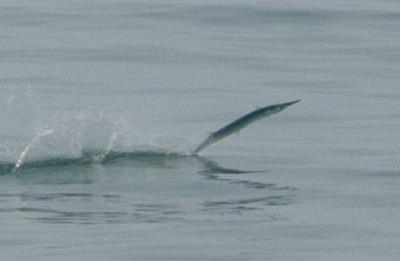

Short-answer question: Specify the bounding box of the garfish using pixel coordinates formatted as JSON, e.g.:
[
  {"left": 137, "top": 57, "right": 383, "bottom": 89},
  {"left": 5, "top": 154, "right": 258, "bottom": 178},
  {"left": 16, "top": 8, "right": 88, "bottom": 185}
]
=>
[{"left": 193, "top": 100, "right": 300, "bottom": 154}]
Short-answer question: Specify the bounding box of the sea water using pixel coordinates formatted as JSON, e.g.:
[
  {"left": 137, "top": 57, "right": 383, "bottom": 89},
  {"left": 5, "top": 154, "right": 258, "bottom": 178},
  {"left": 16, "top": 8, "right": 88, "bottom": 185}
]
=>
[{"left": 1, "top": 1, "right": 400, "bottom": 260}]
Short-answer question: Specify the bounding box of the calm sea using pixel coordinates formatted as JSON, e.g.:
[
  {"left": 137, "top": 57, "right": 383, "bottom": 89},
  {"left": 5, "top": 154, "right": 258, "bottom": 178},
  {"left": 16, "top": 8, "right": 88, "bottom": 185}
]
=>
[{"left": 1, "top": 1, "right": 399, "bottom": 260}]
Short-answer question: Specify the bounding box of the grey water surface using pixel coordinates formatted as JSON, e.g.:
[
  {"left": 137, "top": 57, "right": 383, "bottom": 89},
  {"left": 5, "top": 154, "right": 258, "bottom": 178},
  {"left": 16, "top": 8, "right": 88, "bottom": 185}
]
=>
[{"left": 1, "top": 1, "right": 400, "bottom": 260}]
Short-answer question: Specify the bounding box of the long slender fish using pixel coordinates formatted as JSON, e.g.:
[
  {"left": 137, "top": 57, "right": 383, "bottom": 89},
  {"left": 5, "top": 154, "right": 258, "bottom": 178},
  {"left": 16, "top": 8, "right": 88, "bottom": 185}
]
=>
[{"left": 193, "top": 99, "right": 300, "bottom": 154}]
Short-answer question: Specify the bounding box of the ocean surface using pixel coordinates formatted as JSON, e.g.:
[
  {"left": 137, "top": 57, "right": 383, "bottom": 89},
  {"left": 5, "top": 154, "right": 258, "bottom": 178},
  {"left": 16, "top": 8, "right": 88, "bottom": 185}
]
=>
[{"left": 1, "top": 1, "right": 399, "bottom": 260}]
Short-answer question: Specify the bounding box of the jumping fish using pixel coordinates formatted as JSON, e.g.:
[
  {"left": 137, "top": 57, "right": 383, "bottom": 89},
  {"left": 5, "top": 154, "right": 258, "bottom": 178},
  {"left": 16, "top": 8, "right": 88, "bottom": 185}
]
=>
[{"left": 193, "top": 100, "right": 300, "bottom": 154}]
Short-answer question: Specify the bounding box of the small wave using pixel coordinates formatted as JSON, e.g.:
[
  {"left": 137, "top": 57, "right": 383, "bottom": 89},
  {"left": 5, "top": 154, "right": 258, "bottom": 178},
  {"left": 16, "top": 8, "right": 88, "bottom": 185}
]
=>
[
  {"left": 0, "top": 149, "right": 188, "bottom": 175},
  {"left": 0, "top": 149, "right": 269, "bottom": 177}
]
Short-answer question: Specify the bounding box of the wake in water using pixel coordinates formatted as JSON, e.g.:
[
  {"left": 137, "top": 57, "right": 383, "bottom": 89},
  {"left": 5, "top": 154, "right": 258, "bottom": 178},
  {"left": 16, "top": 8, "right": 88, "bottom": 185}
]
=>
[
  {"left": 0, "top": 92, "right": 299, "bottom": 175},
  {"left": 4, "top": 114, "right": 185, "bottom": 173}
]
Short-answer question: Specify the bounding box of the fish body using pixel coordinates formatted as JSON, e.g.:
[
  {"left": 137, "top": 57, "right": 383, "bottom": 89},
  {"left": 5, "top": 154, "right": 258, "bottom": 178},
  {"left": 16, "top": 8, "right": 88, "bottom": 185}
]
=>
[{"left": 193, "top": 100, "right": 300, "bottom": 154}]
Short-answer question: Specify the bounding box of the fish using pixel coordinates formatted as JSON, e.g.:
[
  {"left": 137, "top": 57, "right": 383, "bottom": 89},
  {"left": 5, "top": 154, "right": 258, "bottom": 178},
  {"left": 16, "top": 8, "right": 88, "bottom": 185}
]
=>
[{"left": 193, "top": 99, "right": 300, "bottom": 154}]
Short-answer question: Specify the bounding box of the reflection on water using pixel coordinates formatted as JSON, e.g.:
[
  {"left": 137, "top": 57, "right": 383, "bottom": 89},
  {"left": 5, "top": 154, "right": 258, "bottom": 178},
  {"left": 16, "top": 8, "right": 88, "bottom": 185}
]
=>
[
  {"left": 203, "top": 195, "right": 293, "bottom": 216},
  {"left": 0, "top": 191, "right": 184, "bottom": 225},
  {"left": 0, "top": 152, "right": 295, "bottom": 225},
  {"left": 197, "top": 157, "right": 268, "bottom": 174}
]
